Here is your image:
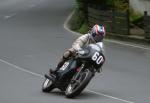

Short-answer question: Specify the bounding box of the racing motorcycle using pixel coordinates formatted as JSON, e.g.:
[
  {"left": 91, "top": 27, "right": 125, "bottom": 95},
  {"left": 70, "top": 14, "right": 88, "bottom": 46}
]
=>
[{"left": 42, "top": 43, "right": 105, "bottom": 98}]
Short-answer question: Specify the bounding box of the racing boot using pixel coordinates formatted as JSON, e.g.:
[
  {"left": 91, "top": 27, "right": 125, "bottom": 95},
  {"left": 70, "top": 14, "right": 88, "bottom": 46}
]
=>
[
  {"left": 49, "top": 58, "right": 65, "bottom": 75},
  {"left": 49, "top": 68, "right": 57, "bottom": 75}
]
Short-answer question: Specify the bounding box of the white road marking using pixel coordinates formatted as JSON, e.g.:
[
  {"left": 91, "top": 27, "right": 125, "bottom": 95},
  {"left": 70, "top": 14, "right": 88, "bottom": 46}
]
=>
[
  {"left": 63, "top": 10, "right": 81, "bottom": 36},
  {"left": 0, "top": 59, "right": 44, "bottom": 78},
  {"left": 104, "top": 39, "right": 150, "bottom": 51},
  {"left": 2, "top": 4, "right": 36, "bottom": 20},
  {"left": 0, "top": 58, "right": 134, "bottom": 103},
  {"left": 28, "top": 4, "right": 36, "bottom": 8},
  {"left": 4, "top": 13, "right": 17, "bottom": 19},
  {"left": 86, "top": 90, "right": 134, "bottom": 103}
]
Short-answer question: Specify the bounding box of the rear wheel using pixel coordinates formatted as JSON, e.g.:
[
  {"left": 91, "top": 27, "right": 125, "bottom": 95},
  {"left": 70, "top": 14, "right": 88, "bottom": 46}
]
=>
[
  {"left": 42, "top": 78, "right": 55, "bottom": 92},
  {"left": 65, "top": 69, "right": 93, "bottom": 98}
]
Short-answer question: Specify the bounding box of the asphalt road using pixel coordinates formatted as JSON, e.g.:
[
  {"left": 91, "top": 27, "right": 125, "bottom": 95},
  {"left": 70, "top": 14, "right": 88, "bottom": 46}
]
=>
[{"left": 0, "top": 0, "right": 150, "bottom": 103}]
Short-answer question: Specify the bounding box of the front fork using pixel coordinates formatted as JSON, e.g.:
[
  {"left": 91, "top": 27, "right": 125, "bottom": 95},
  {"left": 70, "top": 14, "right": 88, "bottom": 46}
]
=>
[{"left": 71, "top": 63, "right": 85, "bottom": 82}]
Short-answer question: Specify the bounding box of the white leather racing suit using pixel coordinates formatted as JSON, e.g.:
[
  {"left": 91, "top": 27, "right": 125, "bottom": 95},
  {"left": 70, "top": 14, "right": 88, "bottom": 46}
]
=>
[
  {"left": 55, "top": 33, "right": 105, "bottom": 71},
  {"left": 71, "top": 33, "right": 104, "bottom": 53}
]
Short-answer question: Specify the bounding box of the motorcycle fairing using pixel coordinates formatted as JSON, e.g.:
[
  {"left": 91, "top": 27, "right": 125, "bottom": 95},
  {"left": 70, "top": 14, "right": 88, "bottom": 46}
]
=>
[{"left": 56, "top": 58, "right": 78, "bottom": 82}]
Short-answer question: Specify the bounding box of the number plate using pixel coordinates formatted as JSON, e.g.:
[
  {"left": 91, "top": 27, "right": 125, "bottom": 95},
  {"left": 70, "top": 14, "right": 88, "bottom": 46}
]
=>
[
  {"left": 92, "top": 52, "right": 104, "bottom": 64},
  {"left": 60, "top": 62, "right": 69, "bottom": 70}
]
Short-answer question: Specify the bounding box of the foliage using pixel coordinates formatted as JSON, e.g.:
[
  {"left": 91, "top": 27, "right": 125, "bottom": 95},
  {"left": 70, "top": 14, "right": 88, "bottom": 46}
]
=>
[
  {"left": 129, "top": 7, "right": 143, "bottom": 25},
  {"left": 76, "top": 0, "right": 129, "bottom": 11},
  {"left": 89, "top": 0, "right": 113, "bottom": 6},
  {"left": 68, "top": 9, "right": 85, "bottom": 31},
  {"left": 70, "top": 0, "right": 130, "bottom": 33},
  {"left": 67, "top": 0, "right": 88, "bottom": 32},
  {"left": 114, "top": 0, "right": 129, "bottom": 12},
  {"left": 78, "top": 22, "right": 89, "bottom": 34}
]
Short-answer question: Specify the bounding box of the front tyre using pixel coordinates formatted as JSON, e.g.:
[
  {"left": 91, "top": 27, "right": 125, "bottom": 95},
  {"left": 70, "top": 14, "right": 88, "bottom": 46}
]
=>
[
  {"left": 42, "top": 78, "right": 55, "bottom": 92},
  {"left": 65, "top": 69, "right": 93, "bottom": 98}
]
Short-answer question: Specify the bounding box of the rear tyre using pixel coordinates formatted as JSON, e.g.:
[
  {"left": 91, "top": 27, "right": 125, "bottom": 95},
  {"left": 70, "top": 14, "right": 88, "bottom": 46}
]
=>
[
  {"left": 42, "top": 78, "right": 55, "bottom": 92},
  {"left": 65, "top": 69, "right": 93, "bottom": 98}
]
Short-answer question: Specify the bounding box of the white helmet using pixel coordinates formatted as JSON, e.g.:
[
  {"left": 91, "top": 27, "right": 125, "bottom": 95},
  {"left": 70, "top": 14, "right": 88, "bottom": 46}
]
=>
[{"left": 90, "top": 24, "right": 106, "bottom": 42}]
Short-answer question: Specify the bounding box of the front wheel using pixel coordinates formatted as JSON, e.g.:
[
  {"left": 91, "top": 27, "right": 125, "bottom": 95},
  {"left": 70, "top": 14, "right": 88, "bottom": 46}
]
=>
[
  {"left": 42, "top": 78, "right": 55, "bottom": 92},
  {"left": 65, "top": 69, "right": 93, "bottom": 98}
]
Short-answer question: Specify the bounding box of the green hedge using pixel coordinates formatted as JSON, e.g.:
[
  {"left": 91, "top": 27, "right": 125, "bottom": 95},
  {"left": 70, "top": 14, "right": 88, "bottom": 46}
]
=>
[
  {"left": 68, "top": 9, "right": 85, "bottom": 31},
  {"left": 69, "top": 0, "right": 130, "bottom": 34},
  {"left": 78, "top": 22, "right": 89, "bottom": 34}
]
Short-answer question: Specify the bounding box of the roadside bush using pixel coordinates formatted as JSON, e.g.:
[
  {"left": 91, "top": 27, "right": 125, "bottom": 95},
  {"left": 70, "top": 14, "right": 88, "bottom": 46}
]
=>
[
  {"left": 68, "top": 0, "right": 87, "bottom": 32},
  {"left": 114, "top": 0, "right": 129, "bottom": 12},
  {"left": 69, "top": 0, "right": 130, "bottom": 33},
  {"left": 68, "top": 9, "right": 85, "bottom": 31},
  {"left": 87, "top": 0, "right": 113, "bottom": 10},
  {"left": 130, "top": 7, "right": 143, "bottom": 22},
  {"left": 78, "top": 22, "right": 89, "bottom": 34},
  {"left": 129, "top": 7, "right": 143, "bottom": 28}
]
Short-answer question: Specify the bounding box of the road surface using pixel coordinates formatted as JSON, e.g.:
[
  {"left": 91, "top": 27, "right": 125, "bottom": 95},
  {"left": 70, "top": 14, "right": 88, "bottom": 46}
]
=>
[{"left": 0, "top": 0, "right": 150, "bottom": 103}]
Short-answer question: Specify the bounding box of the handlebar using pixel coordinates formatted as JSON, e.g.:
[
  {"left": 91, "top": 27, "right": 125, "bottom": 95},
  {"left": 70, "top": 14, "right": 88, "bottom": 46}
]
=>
[{"left": 76, "top": 49, "right": 89, "bottom": 57}]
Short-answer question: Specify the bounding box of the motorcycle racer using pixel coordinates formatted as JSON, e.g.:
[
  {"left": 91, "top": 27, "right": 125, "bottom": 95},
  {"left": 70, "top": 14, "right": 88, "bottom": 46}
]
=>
[{"left": 50, "top": 24, "right": 106, "bottom": 74}]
